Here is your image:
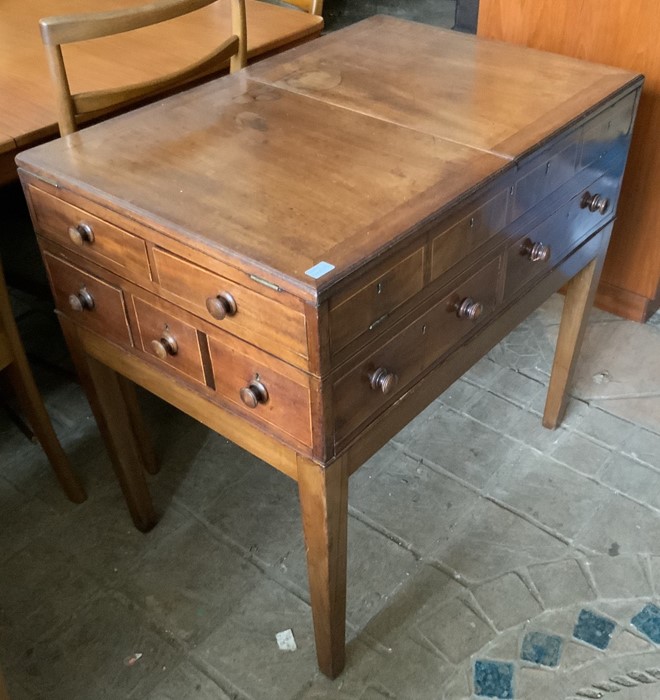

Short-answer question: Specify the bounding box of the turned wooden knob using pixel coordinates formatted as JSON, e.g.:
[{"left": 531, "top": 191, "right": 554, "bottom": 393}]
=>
[
  {"left": 369, "top": 367, "right": 397, "bottom": 394},
  {"left": 521, "top": 239, "right": 551, "bottom": 262},
  {"left": 240, "top": 379, "right": 269, "bottom": 408},
  {"left": 581, "top": 191, "right": 610, "bottom": 215},
  {"left": 68, "top": 222, "right": 94, "bottom": 246},
  {"left": 150, "top": 331, "right": 178, "bottom": 359},
  {"left": 68, "top": 287, "right": 95, "bottom": 312},
  {"left": 456, "top": 297, "right": 483, "bottom": 321},
  {"left": 206, "top": 292, "right": 237, "bottom": 320}
]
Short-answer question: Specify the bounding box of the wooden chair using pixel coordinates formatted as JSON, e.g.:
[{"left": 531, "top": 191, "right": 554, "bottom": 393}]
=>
[
  {"left": 0, "top": 260, "right": 86, "bottom": 503},
  {"left": 39, "top": 0, "right": 248, "bottom": 136}
]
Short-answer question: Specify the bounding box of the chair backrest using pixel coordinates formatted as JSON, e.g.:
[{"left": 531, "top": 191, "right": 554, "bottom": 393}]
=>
[
  {"left": 278, "top": 0, "right": 323, "bottom": 15},
  {"left": 40, "top": 0, "right": 247, "bottom": 136}
]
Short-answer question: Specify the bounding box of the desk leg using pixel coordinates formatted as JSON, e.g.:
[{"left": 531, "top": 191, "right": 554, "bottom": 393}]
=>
[
  {"left": 59, "top": 317, "right": 157, "bottom": 532},
  {"left": 543, "top": 251, "right": 606, "bottom": 429},
  {"left": 297, "top": 455, "right": 348, "bottom": 679}
]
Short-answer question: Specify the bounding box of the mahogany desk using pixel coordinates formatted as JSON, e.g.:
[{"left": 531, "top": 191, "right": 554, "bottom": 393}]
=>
[
  {"left": 0, "top": 0, "right": 323, "bottom": 185},
  {"left": 16, "top": 17, "right": 642, "bottom": 677}
]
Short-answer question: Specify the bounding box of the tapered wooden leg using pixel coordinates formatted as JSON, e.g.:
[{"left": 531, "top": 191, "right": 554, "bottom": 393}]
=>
[
  {"left": 0, "top": 264, "right": 85, "bottom": 503},
  {"left": 119, "top": 377, "right": 159, "bottom": 475},
  {"left": 4, "top": 358, "right": 86, "bottom": 503},
  {"left": 59, "top": 317, "right": 157, "bottom": 531},
  {"left": 297, "top": 455, "right": 348, "bottom": 679},
  {"left": 543, "top": 253, "right": 606, "bottom": 429}
]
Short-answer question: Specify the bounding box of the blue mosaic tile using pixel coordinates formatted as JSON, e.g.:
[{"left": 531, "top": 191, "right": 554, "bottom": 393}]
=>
[
  {"left": 520, "top": 631, "right": 562, "bottom": 667},
  {"left": 572, "top": 609, "right": 616, "bottom": 650},
  {"left": 631, "top": 603, "right": 660, "bottom": 644},
  {"left": 474, "top": 660, "right": 514, "bottom": 699}
]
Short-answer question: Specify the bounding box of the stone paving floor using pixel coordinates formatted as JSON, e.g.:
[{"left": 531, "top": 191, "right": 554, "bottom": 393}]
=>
[
  {"left": 4, "top": 3, "right": 660, "bottom": 700},
  {"left": 3, "top": 281, "right": 660, "bottom": 700}
]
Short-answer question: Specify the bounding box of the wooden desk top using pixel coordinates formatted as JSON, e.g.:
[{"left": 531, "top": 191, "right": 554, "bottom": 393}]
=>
[
  {"left": 17, "top": 16, "right": 639, "bottom": 299},
  {"left": 1, "top": 0, "right": 322, "bottom": 152}
]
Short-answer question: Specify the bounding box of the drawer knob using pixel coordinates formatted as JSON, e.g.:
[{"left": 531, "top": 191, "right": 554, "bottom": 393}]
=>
[
  {"left": 581, "top": 191, "right": 610, "bottom": 215},
  {"left": 150, "top": 331, "right": 178, "bottom": 360},
  {"left": 521, "top": 239, "right": 551, "bottom": 263},
  {"left": 68, "top": 223, "right": 95, "bottom": 246},
  {"left": 68, "top": 287, "right": 95, "bottom": 312},
  {"left": 240, "top": 379, "right": 269, "bottom": 408},
  {"left": 206, "top": 292, "right": 237, "bottom": 320},
  {"left": 369, "top": 367, "right": 398, "bottom": 394},
  {"left": 456, "top": 297, "right": 483, "bottom": 321}
]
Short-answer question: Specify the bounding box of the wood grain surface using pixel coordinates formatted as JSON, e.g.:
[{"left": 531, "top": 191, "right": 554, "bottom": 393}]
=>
[{"left": 16, "top": 17, "right": 640, "bottom": 298}]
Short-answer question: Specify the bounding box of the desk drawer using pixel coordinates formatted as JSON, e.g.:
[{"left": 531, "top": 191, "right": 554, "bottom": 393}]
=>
[
  {"left": 430, "top": 188, "right": 509, "bottom": 280},
  {"left": 29, "top": 187, "right": 150, "bottom": 282},
  {"left": 504, "top": 171, "right": 618, "bottom": 299},
  {"left": 130, "top": 296, "right": 206, "bottom": 385},
  {"left": 580, "top": 92, "right": 636, "bottom": 169},
  {"left": 44, "top": 253, "right": 132, "bottom": 347},
  {"left": 207, "top": 334, "right": 312, "bottom": 448},
  {"left": 330, "top": 248, "right": 424, "bottom": 355},
  {"left": 510, "top": 138, "right": 580, "bottom": 222},
  {"left": 333, "top": 256, "right": 501, "bottom": 444},
  {"left": 152, "top": 248, "right": 308, "bottom": 367}
]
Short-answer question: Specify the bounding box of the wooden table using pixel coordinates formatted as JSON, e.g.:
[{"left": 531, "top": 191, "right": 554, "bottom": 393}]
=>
[
  {"left": 16, "top": 17, "right": 642, "bottom": 678},
  {"left": 478, "top": 0, "right": 660, "bottom": 322},
  {"left": 0, "top": 0, "right": 322, "bottom": 185}
]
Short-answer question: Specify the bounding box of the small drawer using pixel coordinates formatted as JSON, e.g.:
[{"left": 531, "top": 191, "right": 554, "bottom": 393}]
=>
[
  {"left": 330, "top": 248, "right": 424, "bottom": 355},
  {"left": 131, "top": 296, "right": 207, "bottom": 385},
  {"left": 333, "top": 256, "right": 501, "bottom": 444},
  {"left": 431, "top": 188, "right": 508, "bottom": 280},
  {"left": 510, "top": 139, "right": 580, "bottom": 222},
  {"left": 207, "top": 334, "right": 312, "bottom": 447},
  {"left": 580, "top": 92, "right": 636, "bottom": 169},
  {"left": 29, "top": 187, "right": 150, "bottom": 281},
  {"left": 152, "top": 248, "right": 308, "bottom": 366},
  {"left": 504, "top": 171, "right": 619, "bottom": 299},
  {"left": 44, "top": 253, "right": 132, "bottom": 347}
]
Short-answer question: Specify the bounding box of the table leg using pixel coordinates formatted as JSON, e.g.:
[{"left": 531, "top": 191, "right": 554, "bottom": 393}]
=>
[
  {"left": 543, "top": 252, "right": 606, "bottom": 429},
  {"left": 297, "top": 454, "right": 348, "bottom": 679},
  {"left": 59, "top": 317, "right": 157, "bottom": 531}
]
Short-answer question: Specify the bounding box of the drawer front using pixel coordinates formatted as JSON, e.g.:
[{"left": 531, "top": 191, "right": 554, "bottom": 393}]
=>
[
  {"left": 333, "top": 256, "right": 501, "bottom": 444},
  {"left": 152, "top": 248, "right": 308, "bottom": 366},
  {"left": 207, "top": 335, "right": 312, "bottom": 447},
  {"left": 131, "top": 296, "right": 206, "bottom": 385},
  {"left": 330, "top": 248, "right": 424, "bottom": 355},
  {"left": 29, "top": 187, "right": 150, "bottom": 281},
  {"left": 510, "top": 139, "right": 580, "bottom": 222},
  {"left": 504, "top": 171, "right": 619, "bottom": 299},
  {"left": 431, "top": 188, "right": 508, "bottom": 280},
  {"left": 580, "top": 91, "right": 636, "bottom": 170},
  {"left": 44, "top": 253, "right": 132, "bottom": 347}
]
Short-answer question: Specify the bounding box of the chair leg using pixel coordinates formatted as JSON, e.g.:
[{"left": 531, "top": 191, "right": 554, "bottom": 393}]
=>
[
  {"left": 297, "top": 455, "right": 348, "bottom": 679},
  {"left": 4, "top": 359, "right": 86, "bottom": 503}
]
